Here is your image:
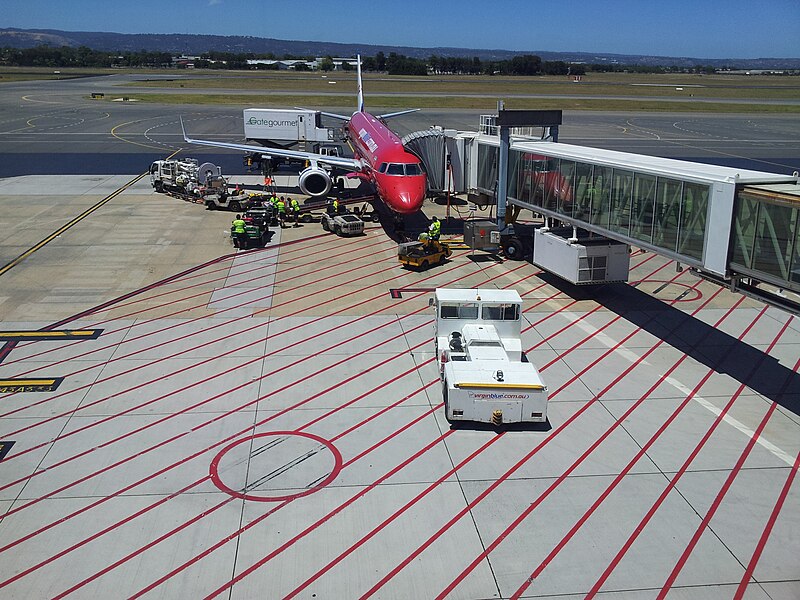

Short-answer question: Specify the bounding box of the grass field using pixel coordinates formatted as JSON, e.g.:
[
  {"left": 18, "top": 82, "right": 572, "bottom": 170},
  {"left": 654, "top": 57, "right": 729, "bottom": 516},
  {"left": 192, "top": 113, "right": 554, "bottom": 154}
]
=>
[
  {"left": 120, "top": 92, "right": 800, "bottom": 113},
  {"left": 2, "top": 66, "right": 798, "bottom": 112},
  {"left": 116, "top": 70, "right": 800, "bottom": 112},
  {"left": 125, "top": 72, "right": 800, "bottom": 100}
]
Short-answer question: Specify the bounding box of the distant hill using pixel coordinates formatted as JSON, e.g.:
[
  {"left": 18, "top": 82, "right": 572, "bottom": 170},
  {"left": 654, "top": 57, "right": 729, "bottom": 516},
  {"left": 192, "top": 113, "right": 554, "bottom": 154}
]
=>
[{"left": 1, "top": 27, "right": 798, "bottom": 70}]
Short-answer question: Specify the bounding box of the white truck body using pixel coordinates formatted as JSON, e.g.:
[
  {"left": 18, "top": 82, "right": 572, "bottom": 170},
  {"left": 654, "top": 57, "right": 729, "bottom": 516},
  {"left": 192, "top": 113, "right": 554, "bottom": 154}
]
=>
[
  {"left": 320, "top": 212, "right": 364, "bottom": 236},
  {"left": 243, "top": 109, "right": 333, "bottom": 143},
  {"left": 434, "top": 288, "right": 548, "bottom": 424},
  {"left": 149, "top": 158, "right": 199, "bottom": 191}
]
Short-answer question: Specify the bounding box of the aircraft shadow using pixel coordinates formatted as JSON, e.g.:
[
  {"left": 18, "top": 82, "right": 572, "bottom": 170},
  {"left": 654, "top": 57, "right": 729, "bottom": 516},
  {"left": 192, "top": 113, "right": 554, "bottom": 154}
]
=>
[
  {"left": 535, "top": 272, "right": 800, "bottom": 417},
  {"left": 447, "top": 419, "right": 553, "bottom": 433}
]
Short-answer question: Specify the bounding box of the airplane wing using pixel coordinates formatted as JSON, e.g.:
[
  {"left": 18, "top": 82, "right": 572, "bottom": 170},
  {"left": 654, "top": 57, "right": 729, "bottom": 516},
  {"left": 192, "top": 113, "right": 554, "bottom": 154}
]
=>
[
  {"left": 293, "top": 107, "right": 352, "bottom": 121},
  {"left": 377, "top": 108, "right": 420, "bottom": 120},
  {"left": 180, "top": 117, "right": 362, "bottom": 171}
]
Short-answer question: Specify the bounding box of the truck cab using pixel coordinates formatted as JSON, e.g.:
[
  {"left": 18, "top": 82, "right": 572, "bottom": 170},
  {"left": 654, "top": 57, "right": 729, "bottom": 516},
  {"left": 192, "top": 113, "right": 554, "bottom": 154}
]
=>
[{"left": 433, "top": 288, "right": 547, "bottom": 425}]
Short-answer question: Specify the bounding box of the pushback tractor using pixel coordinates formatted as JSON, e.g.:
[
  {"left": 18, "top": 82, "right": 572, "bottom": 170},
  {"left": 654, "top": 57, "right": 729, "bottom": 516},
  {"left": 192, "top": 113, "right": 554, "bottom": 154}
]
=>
[{"left": 432, "top": 288, "right": 548, "bottom": 425}]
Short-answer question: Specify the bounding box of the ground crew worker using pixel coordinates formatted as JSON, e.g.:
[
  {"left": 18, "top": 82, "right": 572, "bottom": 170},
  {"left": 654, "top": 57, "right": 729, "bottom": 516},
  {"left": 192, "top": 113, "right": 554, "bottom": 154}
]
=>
[
  {"left": 333, "top": 198, "right": 339, "bottom": 214},
  {"left": 269, "top": 193, "right": 279, "bottom": 224},
  {"left": 290, "top": 197, "right": 300, "bottom": 226},
  {"left": 276, "top": 197, "right": 286, "bottom": 228},
  {"left": 232, "top": 214, "right": 247, "bottom": 248},
  {"left": 428, "top": 216, "right": 441, "bottom": 241}
]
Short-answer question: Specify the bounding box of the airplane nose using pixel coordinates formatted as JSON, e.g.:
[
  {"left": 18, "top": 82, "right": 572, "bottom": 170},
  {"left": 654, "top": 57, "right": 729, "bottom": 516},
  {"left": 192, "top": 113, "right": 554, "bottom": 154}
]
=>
[
  {"left": 395, "top": 190, "right": 425, "bottom": 214},
  {"left": 396, "top": 190, "right": 425, "bottom": 214}
]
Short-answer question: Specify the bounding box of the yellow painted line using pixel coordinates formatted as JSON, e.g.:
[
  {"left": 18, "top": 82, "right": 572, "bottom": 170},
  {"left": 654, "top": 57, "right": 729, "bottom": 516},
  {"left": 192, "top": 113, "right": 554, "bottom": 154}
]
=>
[
  {"left": 0, "top": 378, "right": 65, "bottom": 393},
  {"left": 0, "top": 377, "right": 64, "bottom": 393},
  {"left": 0, "top": 146, "right": 183, "bottom": 277},
  {"left": 0, "top": 329, "right": 102, "bottom": 341},
  {"left": 0, "top": 379, "right": 59, "bottom": 387},
  {"left": 455, "top": 382, "right": 546, "bottom": 390},
  {"left": 0, "top": 173, "right": 142, "bottom": 277}
]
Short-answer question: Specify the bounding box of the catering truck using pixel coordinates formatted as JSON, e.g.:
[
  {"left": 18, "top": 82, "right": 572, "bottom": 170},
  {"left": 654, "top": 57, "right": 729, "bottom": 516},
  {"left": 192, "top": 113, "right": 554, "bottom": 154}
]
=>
[
  {"left": 243, "top": 109, "right": 334, "bottom": 145},
  {"left": 433, "top": 288, "right": 548, "bottom": 425}
]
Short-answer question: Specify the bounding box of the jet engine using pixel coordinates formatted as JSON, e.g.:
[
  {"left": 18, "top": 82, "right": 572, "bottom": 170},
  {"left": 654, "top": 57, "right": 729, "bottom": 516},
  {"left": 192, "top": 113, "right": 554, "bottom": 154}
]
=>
[{"left": 298, "top": 165, "right": 332, "bottom": 197}]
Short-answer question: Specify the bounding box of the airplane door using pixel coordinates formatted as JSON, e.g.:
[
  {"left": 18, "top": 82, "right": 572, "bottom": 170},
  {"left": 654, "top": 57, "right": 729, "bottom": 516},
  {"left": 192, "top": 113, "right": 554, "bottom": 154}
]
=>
[{"left": 298, "top": 115, "right": 305, "bottom": 142}]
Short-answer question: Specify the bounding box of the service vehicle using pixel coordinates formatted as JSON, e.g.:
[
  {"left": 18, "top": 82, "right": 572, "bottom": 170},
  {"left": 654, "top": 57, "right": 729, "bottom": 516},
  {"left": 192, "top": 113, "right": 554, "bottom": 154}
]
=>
[
  {"left": 398, "top": 236, "right": 452, "bottom": 269},
  {"left": 243, "top": 109, "right": 333, "bottom": 145},
  {"left": 433, "top": 288, "right": 548, "bottom": 425},
  {"left": 204, "top": 192, "right": 249, "bottom": 212},
  {"left": 151, "top": 158, "right": 240, "bottom": 210},
  {"left": 231, "top": 208, "right": 270, "bottom": 249},
  {"left": 149, "top": 158, "right": 200, "bottom": 194},
  {"left": 243, "top": 205, "right": 274, "bottom": 228},
  {"left": 320, "top": 212, "right": 364, "bottom": 236}
]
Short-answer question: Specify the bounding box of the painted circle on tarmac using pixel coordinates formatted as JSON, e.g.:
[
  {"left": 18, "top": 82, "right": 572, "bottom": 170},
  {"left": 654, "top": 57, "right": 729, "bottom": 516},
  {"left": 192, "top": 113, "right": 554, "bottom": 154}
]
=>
[
  {"left": 210, "top": 431, "right": 342, "bottom": 502},
  {"left": 633, "top": 279, "right": 702, "bottom": 302}
]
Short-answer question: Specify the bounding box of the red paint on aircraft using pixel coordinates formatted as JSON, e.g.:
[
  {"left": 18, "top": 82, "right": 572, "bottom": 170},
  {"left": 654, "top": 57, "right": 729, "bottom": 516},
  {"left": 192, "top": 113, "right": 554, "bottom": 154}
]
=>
[{"left": 346, "top": 112, "right": 426, "bottom": 214}]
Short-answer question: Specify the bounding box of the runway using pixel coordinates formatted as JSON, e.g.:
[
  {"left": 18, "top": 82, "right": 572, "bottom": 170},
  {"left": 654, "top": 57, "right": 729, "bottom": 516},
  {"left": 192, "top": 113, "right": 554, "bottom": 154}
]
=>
[
  {"left": 1, "top": 73, "right": 799, "bottom": 177},
  {"left": 0, "top": 73, "right": 798, "bottom": 599}
]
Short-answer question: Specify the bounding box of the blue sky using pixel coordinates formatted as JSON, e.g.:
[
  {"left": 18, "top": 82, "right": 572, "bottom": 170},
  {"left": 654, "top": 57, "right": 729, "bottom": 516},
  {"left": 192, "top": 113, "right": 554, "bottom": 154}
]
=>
[{"left": 4, "top": 0, "right": 799, "bottom": 58}]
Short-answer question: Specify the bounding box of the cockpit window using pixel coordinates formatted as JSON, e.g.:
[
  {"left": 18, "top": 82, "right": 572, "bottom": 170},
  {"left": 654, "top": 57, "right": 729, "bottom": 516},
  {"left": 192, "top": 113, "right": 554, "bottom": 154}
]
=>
[
  {"left": 405, "top": 163, "right": 424, "bottom": 175},
  {"left": 386, "top": 164, "right": 405, "bottom": 175},
  {"left": 378, "top": 163, "right": 388, "bottom": 173}
]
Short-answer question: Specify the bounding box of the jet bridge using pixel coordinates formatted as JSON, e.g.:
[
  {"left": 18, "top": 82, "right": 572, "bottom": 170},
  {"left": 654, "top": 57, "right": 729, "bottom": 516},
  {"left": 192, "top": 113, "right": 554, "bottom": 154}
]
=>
[{"left": 455, "top": 130, "right": 800, "bottom": 313}]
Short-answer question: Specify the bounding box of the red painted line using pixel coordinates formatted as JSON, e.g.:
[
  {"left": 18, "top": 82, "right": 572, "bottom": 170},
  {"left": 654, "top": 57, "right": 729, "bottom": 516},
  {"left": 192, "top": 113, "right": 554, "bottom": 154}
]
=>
[
  {"left": 284, "top": 433, "right": 504, "bottom": 599},
  {"left": 209, "top": 431, "right": 344, "bottom": 502},
  {"left": 0, "top": 233, "right": 374, "bottom": 366},
  {"left": 0, "top": 237, "right": 395, "bottom": 385},
  {"left": 0, "top": 231, "right": 334, "bottom": 365},
  {"left": 197, "top": 258, "right": 708, "bottom": 595},
  {"left": 0, "top": 475, "right": 211, "bottom": 590},
  {"left": 548, "top": 281, "right": 709, "bottom": 399},
  {"left": 56, "top": 400, "right": 444, "bottom": 600},
  {"left": 657, "top": 353, "right": 800, "bottom": 599},
  {"left": 1, "top": 262, "right": 532, "bottom": 592},
  {"left": 519, "top": 255, "right": 673, "bottom": 345},
  {"left": 10, "top": 248, "right": 664, "bottom": 596},
  {"left": 0, "top": 242, "right": 447, "bottom": 424},
  {"left": 0, "top": 233, "right": 382, "bottom": 369},
  {"left": 360, "top": 402, "right": 596, "bottom": 599},
  {"left": 0, "top": 335, "right": 435, "bottom": 585},
  {"left": 538, "top": 270, "right": 690, "bottom": 372},
  {"left": 582, "top": 317, "right": 784, "bottom": 598},
  {"left": 75, "top": 274, "right": 542, "bottom": 595},
  {"left": 201, "top": 431, "right": 456, "bottom": 600},
  {"left": 1, "top": 248, "right": 504, "bottom": 453},
  {"left": 4, "top": 271, "right": 534, "bottom": 593},
  {"left": 128, "top": 404, "right": 448, "bottom": 600},
  {"left": 365, "top": 280, "right": 728, "bottom": 598},
  {"left": 510, "top": 304, "right": 774, "bottom": 600},
  {"left": 0, "top": 254, "right": 504, "bottom": 551},
  {"left": 0, "top": 318, "right": 432, "bottom": 518},
  {"left": 735, "top": 446, "right": 800, "bottom": 598},
  {"left": 0, "top": 256, "right": 525, "bottom": 548}
]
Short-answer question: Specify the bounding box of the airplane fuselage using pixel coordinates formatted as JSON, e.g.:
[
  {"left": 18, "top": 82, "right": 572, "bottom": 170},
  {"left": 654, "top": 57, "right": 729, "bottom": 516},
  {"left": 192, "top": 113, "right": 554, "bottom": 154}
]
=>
[{"left": 347, "top": 111, "right": 426, "bottom": 215}]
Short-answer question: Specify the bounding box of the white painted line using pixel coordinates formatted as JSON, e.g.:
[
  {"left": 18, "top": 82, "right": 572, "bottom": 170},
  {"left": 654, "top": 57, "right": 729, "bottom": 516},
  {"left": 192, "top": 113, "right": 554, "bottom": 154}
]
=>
[{"left": 564, "top": 313, "right": 795, "bottom": 466}]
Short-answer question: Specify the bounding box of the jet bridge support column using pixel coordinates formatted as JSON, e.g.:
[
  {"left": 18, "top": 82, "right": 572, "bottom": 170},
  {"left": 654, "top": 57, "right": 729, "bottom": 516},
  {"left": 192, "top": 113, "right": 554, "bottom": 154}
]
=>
[{"left": 495, "top": 108, "right": 563, "bottom": 259}]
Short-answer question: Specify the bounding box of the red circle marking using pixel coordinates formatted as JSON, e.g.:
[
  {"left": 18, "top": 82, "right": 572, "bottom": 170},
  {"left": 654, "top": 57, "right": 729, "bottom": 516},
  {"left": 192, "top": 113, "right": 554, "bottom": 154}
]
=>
[
  {"left": 209, "top": 431, "right": 342, "bottom": 502},
  {"left": 634, "top": 279, "right": 703, "bottom": 302}
]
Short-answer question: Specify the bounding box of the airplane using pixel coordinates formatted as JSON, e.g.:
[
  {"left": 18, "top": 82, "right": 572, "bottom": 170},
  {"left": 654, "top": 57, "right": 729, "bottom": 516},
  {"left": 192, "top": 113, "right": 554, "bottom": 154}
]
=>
[{"left": 180, "top": 55, "right": 427, "bottom": 216}]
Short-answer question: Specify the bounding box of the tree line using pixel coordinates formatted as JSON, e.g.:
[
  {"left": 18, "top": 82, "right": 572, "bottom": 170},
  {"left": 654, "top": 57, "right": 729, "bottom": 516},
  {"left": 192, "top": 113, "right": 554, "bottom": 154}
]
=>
[{"left": 0, "top": 45, "right": 737, "bottom": 75}]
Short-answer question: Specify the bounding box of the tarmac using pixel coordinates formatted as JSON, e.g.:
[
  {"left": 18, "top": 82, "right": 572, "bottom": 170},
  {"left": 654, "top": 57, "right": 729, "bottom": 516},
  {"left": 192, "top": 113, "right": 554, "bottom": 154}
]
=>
[
  {"left": 0, "top": 171, "right": 799, "bottom": 599},
  {"left": 0, "top": 73, "right": 798, "bottom": 599}
]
